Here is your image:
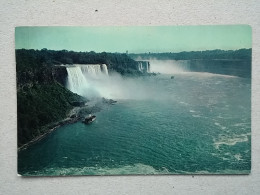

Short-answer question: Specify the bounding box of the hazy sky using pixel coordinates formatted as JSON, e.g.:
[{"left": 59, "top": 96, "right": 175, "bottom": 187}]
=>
[{"left": 15, "top": 25, "right": 251, "bottom": 53}]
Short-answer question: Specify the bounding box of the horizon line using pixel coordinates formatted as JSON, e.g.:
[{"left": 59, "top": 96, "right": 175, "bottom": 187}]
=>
[{"left": 16, "top": 47, "right": 252, "bottom": 54}]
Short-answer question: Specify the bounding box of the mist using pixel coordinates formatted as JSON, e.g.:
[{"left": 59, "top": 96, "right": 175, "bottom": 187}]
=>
[
  {"left": 66, "top": 66, "right": 174, "bottom": 101},
  {"left": 65, "top": 60, "right": 193, "bottom": 100},
  {"left": 149, "top": 59, "right": 191, "bottom": 74},
  {"left": 66, "top": 59, "right": 237, "bottom": 101}
]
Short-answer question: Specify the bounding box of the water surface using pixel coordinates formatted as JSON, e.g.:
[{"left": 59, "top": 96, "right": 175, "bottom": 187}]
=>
[{"left": 18, "top": 73, "right": 251, "bottom": 175}]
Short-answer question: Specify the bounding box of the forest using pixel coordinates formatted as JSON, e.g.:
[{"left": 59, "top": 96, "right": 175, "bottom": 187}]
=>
[{"left": 129, "top": 48, "right": 251, "bottom": 60}]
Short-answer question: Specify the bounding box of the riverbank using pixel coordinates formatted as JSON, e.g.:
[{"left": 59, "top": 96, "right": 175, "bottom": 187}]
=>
[
  {"left": 18, "top": 115, "right": 81, "bottom": 151},
  {"left": 18, "top": 98, "right": 117, "bottom": 151}
]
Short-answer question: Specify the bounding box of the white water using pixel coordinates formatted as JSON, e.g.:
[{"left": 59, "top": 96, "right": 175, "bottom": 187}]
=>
[
  {"left": 137, "top": 61, "right": 150, "bottom": 73},
  {"left": 66, "top": 66, "right": 89, "bottom": 96},
  {"left": 138, "top": 62, "right": 141, "bottom": 71},
  {"left": 101, "top": 64, "right": 108, "bottom": 75},
  {"left": 75, "top": 64, "right": 108, "bottom": 77},
  {"left": 66, "top": 64, "right": 109, "bottom": 98}
]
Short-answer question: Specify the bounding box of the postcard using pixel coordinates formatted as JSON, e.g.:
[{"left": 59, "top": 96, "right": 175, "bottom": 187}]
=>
[{"left": 16, "top": 25, "right": 251, "bottom": 176}]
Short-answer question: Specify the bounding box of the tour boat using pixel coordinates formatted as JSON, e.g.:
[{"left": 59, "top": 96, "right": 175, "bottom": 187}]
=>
[{"left": 83, "top": 114, "right": 96, "bottom": 124}]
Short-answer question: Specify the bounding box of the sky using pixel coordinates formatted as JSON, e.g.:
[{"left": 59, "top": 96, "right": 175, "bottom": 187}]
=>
[{"left": 15, "top": 25, "right": 252, "bottom": 53}]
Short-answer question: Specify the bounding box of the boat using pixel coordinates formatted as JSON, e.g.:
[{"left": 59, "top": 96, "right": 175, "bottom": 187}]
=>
[
  {"left": 171, "top": 76, "right": 175, "bottom": 79},
  {"left": 83, "top": 114, "right": 96, "bottom": 124}
]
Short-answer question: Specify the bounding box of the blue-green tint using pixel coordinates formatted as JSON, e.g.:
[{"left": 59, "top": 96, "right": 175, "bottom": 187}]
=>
[
  {"left": 18, "top": 73, "right": 251, "bottom": 175},
  {"left": 15, "top": 25, "right": 252, "bottom": 53}
]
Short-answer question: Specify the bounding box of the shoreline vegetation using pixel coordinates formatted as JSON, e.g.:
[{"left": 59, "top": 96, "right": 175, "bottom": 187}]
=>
[
  {"left": 18, "top": 98, "right": 116, "bottom": 151},
  {"left": 129, "top": 48, "right": 251, "bottom": 60},
  {"left": 16, "top": 48, "right": 251, "bottom": 150}
]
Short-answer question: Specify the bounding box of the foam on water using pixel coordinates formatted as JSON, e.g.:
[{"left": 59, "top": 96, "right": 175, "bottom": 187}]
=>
[
  {"left": 192, "top": 115, "right": 201, "bottom": 118},
  {"left": 22, "top": 163, "right": 169, "bottom": 176},
  {"left": 178, "top": 169, "right": 250, "bottom": 174},
  {"left": 234, "top": 154, "right": 242, "bottom": 161},
  {"left": 213, "top": 133, "right": 251, "bottom": 149},
  {"left": 214, "top": 122, "right": 227, "bottom": 130}
]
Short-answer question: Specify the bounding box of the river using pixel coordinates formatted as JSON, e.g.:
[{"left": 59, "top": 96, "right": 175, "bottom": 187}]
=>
[{"left": 18, "top": 72, "right": 251, "bottom": 176}]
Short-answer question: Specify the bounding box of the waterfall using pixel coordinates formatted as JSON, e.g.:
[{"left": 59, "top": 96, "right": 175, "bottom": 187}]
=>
[
  {"left": 138, "top": 62, "right": 141, "bottom": 71},
  {"left": 79, "top": 64, "right": 101, "bottom": 76},
  {"left": 66, "top": 66, "right": 89, "bottom": 96},
  {"left": 66, "top": 64, "right": 109, "bottom": 98},
  {"left": 146, "top": 62, "right": 150, "bottom": 73},
  {"left": 75, "top": 64, "right": 108, "bottom": 76},
  {"left": 101, "top": 64, "right": 108, "bottom": 75},
  {"left": 137, "top": 61, "right": 150, "bottom": 73}
]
